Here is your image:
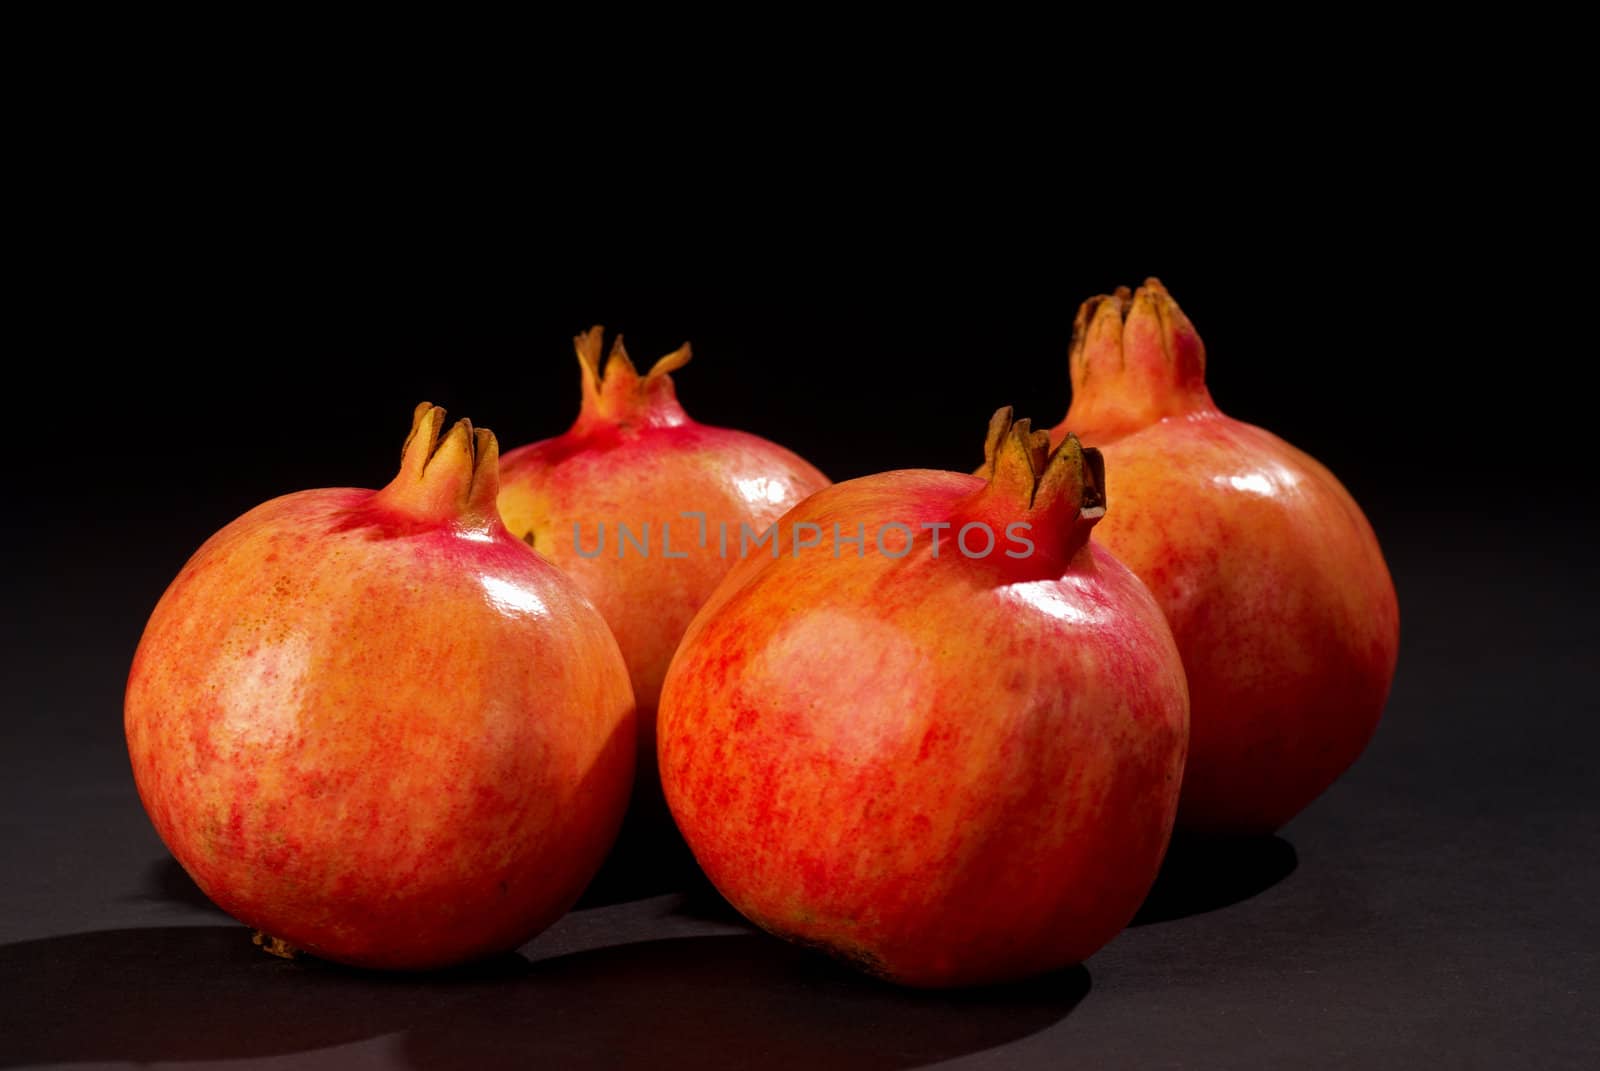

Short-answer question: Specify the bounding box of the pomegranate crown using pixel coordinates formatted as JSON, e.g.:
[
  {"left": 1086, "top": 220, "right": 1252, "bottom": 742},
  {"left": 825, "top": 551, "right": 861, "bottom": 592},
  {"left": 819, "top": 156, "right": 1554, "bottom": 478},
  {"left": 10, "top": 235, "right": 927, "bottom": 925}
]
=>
[
  {"left": 977, "top": 406, "right": 1105, "bottom": 523},
  {"left": 1059, "top": 277, "right": 1214, "bottom": 443},
  {"left": 1070, "top": 277, "right": 1206, "bottom": 385},
  {"left": 374, "top": 401, "right": 501, "bottom": 524},
  {"left": 574, "top": 325, "right": 692, "bottom": 428}
]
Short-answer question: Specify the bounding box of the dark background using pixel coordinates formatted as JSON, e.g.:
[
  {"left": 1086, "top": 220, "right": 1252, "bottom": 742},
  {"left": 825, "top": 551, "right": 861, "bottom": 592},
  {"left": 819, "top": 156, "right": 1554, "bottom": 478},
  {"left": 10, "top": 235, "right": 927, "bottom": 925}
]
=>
[{"left": 4, "top": 69, "right": 1596, "bottom": 1068}]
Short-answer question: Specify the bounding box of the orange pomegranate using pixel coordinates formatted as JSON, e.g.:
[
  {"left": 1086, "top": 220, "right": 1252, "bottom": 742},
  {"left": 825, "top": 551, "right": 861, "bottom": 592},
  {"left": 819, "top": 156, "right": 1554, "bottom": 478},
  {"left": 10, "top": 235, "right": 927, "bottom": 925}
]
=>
[
  {"left": 498, "top": 329, "right": 829, "bottom": 771},
  {"left": 1051, "top": 280, "right": 1400, "bottom": 834},
  {"left": 125, "top": 404, "right": 635, "bottom": 969},
  {"left": 658, "top": 410, "right": 1189, "bottom": 986}
]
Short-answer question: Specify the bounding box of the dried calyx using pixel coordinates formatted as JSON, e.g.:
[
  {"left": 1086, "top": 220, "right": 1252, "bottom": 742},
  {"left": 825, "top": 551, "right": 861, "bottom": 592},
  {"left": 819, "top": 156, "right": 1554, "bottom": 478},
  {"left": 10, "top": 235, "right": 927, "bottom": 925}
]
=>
[
  {"left": 1061, "top": 277, "right": 1215, "bottom": 444},
  {"left": 977, "top": 406, "right": 1105, "bottom": 519},
  {"left": 575, "top": 326, "right": 692, "bottom": 429},
  {"left": 375, "top": 402, "right": 501, "bottom": 523},
  {"left": 967, "top": 406, "right": 1105, "bottom": 564}
]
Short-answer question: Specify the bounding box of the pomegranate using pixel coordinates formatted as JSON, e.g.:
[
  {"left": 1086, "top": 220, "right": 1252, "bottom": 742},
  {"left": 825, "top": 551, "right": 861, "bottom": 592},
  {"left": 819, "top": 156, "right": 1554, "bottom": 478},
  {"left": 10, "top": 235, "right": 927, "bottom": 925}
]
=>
[
  {"left": 1050, "top": 279, "right": 1400, "bottom": 834},
  {"left": 498, "top": 328, "right": 829, "bottom": 770},
  {"left": 125, "top": 404, "right": 635, "bottom": 970},
  {"left": 657, "top": 409, "right": 1189, "bottom": 987}
]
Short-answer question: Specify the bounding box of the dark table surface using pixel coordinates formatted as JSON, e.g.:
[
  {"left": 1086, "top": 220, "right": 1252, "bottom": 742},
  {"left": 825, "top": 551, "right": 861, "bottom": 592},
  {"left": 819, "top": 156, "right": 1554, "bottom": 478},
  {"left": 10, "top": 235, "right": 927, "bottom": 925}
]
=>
[{"left": 4, "top": 506, "right": 1596, "bottom": 1070}]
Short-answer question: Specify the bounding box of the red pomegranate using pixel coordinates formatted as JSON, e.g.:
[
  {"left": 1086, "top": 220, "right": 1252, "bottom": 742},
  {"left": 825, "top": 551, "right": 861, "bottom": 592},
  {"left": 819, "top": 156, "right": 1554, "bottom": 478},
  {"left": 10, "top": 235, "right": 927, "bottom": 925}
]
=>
[
  {"left": 498, "top": 328, "right": 829, "bottom": 770},
  {"left": 1051, "top": 279, "right": 1400, "bottom": 834},
  {"left": 657, "top": 409, "right": 1189, "bottom": 987},
  {"left": 125, "top": 404, "right": 636, "bottom": 969}
]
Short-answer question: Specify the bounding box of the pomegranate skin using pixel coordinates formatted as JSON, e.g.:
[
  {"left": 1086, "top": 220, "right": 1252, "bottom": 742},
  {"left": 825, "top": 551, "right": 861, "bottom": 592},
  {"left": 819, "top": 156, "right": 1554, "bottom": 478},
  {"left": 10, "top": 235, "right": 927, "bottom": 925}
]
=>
[
  {"left": 498, "top": 329, "right": 829, "bottom": 765},
  {"left": 658, "top": 412, "right": 1189, "bottom": 987},
  {"left": 1051, "top": 280, "right": 1400, "bottom": 835},
  {"left": 125, "top": 405, "right": 635, "bottom": 970}
]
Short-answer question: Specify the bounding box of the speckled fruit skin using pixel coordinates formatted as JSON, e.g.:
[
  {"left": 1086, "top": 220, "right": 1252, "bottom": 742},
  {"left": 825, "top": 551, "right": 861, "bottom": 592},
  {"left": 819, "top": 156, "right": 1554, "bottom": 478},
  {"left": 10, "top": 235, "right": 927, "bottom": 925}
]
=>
[
  {"left": 1050, "top": 280, "right": 1400, "bottom": 835},
  {"left": 498, "top": 329, "right": 829, "bottom": 768},
  {"left": 657, "top": 410, "right": 1189, "bottom": 988},
  {"left": 125, "top": 405, "right": 635, "bottom": 970}
]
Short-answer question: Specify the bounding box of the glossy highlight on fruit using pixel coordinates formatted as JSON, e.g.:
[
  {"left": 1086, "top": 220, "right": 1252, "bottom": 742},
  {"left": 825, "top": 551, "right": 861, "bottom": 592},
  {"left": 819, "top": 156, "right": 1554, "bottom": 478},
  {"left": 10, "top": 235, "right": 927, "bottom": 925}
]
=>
[
  {"left": 498, "top": 329, "right": 829, "bottom": 766},
  {"left": 658, "top": 409, "right": 1189, "bottom": 987},
  {"left": 1051, "top": 279, "right": 1400, "bottom": 834},
  {"left": 125, "top": 404, "right": 636, "bottom": 970}
]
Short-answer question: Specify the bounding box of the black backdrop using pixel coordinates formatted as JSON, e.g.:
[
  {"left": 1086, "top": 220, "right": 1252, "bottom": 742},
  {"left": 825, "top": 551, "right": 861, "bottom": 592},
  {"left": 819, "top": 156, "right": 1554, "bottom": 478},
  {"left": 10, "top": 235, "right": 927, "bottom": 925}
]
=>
[
  {"left": 21, "top": 202, "right": 1545, "bottom": 571},
  {"left": 5, "top": 106, "right": 1597, "bottom": 1067}
]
